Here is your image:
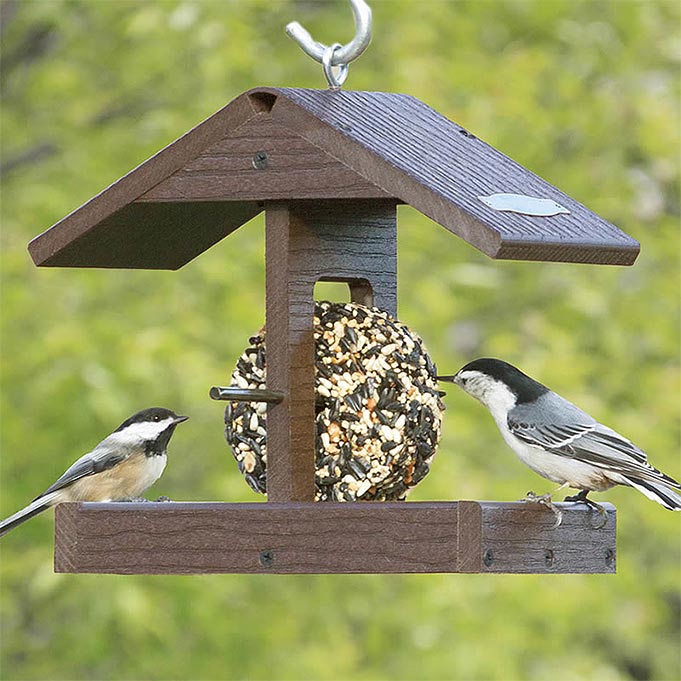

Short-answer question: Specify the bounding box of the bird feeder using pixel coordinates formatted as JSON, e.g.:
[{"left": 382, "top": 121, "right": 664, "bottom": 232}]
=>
[{"left": 28, "top": 6, "right": 637, "bottom": 576}]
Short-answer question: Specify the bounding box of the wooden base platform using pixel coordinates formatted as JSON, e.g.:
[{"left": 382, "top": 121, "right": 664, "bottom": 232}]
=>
[{"left": 54, "top": 500, "right": 616, "bottom": 575}]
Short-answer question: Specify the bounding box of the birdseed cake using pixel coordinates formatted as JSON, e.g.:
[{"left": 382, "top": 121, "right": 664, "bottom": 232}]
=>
[{"left": 224, "top": 301, "right": 444, "bottom": 501}]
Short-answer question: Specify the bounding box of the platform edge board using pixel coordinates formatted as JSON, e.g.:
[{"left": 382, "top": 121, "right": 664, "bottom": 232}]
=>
[{"left": 54, "top": 501, "right": 616, "bottom": 575}]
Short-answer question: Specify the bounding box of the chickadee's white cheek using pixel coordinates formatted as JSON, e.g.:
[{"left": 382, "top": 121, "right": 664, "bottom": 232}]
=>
[{"left": 118, "top": 419, "right": 174, "bottom": 442}]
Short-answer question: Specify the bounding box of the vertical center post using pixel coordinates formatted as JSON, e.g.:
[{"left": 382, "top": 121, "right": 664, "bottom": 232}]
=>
[{"left": 264, "top": 199, "right": 398, "bottom": 502}]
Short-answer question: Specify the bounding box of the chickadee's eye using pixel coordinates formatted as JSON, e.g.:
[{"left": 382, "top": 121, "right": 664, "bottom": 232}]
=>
[{"left": 153, "top": 414, "right": 161, "bottom": 422}]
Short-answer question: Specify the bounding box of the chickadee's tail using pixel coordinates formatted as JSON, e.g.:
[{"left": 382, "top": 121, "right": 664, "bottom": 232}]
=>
[
  {"left": 624, "top": 476, "right": 681, "bottom": 511},
  {"left": 0, "top": 492, "right": 58, "bottom": 537}
]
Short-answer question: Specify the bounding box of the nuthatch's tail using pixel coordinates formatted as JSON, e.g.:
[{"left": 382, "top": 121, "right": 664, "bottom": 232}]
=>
[
  {"left": 625, "top": 477, "right": 681, "bottom": 511},
  {"left": 0, "top": 492, "right": 58, "bottom": 537}
]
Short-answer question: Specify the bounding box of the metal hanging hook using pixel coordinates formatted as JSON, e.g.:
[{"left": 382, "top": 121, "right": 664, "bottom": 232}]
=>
[
  {"left": 286, "top": 0, "right": 372, "bottom": 88},
  {"left": 322, "top": 43, "right": 349, "bottom": 90}
]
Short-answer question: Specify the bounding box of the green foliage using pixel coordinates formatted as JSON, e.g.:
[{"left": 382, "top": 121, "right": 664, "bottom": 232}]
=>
[{"left": 1, "top": 1, "right": 679, "bottom": 680}]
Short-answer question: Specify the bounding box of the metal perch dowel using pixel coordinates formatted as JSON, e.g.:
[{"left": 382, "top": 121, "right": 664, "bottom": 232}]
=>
[
  {"left": 210, "top": 386, "right": 331, "bottom": 408},
  {"left": 209, "top": 386, "right": 285, "bottom": 403}
]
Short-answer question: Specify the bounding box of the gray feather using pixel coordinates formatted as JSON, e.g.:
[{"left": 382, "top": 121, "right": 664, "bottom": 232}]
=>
[
  {"left": 38, "top": 439, "right": 129, "bottom": 499},
  {"left": 508, "top": 392, "right": 679, "bottom": 488}
]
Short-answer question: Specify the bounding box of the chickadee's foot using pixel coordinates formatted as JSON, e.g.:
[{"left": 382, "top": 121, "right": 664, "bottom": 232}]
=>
[
  {"left": 564, "top": 490, "right": 608, "bottom": 528},
  {"left": 523, "top": 490, "right": 552, "bottom": 503},
  {"left": 154, "top": 495, "right": 172, "bottom": 502},
  {"left": 522, "top": 490, "right": 563, "bottom": 528}
]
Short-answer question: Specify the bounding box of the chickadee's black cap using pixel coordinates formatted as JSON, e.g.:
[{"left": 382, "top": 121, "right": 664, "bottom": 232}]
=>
[{"left": 114, "top": 407, "right": 188, "bottom": 432}]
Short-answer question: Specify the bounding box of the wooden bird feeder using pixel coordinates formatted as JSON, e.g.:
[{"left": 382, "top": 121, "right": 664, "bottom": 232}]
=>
[{"left": 29, "top": 86, "right": 636, "bottom": 575}]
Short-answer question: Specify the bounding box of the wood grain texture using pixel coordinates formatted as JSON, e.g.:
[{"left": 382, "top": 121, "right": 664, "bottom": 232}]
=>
[
  {"left": 478, "top": 501, "right": 616, "bottom": 574},
  {"left": 268, "top": 88, "right": 639, "bottom": 265},
  {"left": 53, "top": 501, "right": 616, "bottom": 575},
  {"left": 29, "top": 91, "right": 259, "bottom": 268},
  {"left": 139, "top": 116, "right": 389, "bottom": 203},
  {"left": 456, "top": 500, "right": 483, "bottom": 572},
  {"left": 29, "top": 87, "right": 638, "bottom": 269},
  {"left": 265, "top": 201, "right": 398, "bottom": 502},
  {"left": 265, "top": 204, "right": 315, "bottom": 503}
]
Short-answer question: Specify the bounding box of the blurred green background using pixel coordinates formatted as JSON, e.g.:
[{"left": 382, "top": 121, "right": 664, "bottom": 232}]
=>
[{"left": 1, "top": 1, "right": 679, "bottom": 679}]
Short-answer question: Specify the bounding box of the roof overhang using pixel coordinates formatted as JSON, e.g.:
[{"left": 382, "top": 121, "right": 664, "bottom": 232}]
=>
[{"left": 29, "top": 87, "right": 639, "bottom": 269}]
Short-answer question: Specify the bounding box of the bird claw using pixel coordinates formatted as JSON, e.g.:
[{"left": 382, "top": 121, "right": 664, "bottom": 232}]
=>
[
  {"left": 522, "top": 490, "right": 563, "bottom": 528},
  {"left": 564, "top": 490, "right": 608, "bottom": 529},
  {"left": 154, "top": 495, "right": 172, "bottom": 502}
]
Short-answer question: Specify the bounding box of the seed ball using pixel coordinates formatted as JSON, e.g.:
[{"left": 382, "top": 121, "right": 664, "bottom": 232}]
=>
[{"left": 224, "top": 301, "right": 444, "bottom": 501}]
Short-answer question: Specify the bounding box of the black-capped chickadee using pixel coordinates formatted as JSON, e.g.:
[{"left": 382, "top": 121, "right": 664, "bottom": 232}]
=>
[
  {"left": 438, "top": 358, "right": 681, "bottom": 516},
  {"left": 0, "top": 407, "right": 188, "bottom": 537}
]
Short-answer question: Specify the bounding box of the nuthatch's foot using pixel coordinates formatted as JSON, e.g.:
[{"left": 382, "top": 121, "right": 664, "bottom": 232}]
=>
[
  {"left": 522, "top": 490, "right": 563, "bottom": 528},
  {"left": 564, "top": 489, "right": 608, "bottom": 529},
  {"left": 154, "top": 495, "right": 172, "bottom": 502}
]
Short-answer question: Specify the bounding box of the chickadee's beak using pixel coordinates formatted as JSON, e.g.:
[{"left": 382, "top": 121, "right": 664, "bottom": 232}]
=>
[{"left": 173, "top": 415, "right": 189, "bottom": 425}]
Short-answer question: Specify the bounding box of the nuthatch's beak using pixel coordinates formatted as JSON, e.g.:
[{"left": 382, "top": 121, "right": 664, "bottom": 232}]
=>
[{"left": 173, "top": 415, "right": 189, "bottom": 425}]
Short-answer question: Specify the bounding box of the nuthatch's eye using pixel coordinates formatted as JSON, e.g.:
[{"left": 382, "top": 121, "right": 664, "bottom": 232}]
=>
[{"left": 152, "top": 414, "right": 161, "bottom": 422}]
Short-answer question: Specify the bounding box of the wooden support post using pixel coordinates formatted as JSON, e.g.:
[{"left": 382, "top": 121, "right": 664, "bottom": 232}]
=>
[
  {"left": 264, "top": 199, "right": 397, "bottom": 502},
  {"left": 54, "top": 501, "right": 617, "bottom": 575}
]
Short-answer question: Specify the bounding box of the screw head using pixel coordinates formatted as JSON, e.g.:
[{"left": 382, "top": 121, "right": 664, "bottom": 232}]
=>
[
  {"left": 604, "top": 548, "right": 615, "bottom": 567},
  {"left": 259, "top": 549, "right": 274, "bottom": 567},
  {"left": 252, "top": 150, "right": 269, "bottom": 170},
  {"left": 544, "top": 549, "right": 555, "bottom": 568},
  {"left": 483, "top": 549, "right": 494, "bottom": 567}
]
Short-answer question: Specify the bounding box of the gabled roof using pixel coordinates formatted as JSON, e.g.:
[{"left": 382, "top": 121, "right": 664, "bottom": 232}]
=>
[{"left": 28, "top": 87, "right": 639, "bottom": 269}]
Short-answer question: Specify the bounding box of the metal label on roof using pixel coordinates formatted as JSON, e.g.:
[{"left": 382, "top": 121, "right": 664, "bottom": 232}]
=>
[{"left": 478, "top": 193, "right": 571, "bottom": 217}]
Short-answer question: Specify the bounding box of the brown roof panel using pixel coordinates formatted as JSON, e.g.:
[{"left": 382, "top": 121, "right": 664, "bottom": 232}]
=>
[
  {"left": 28, "top": 87, "right": 639, "bottom": 269},
  {"left": 270, "top": 88, "right": 639, "bottom": 265}
]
